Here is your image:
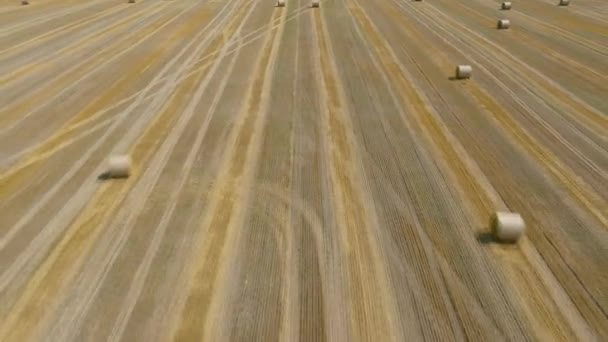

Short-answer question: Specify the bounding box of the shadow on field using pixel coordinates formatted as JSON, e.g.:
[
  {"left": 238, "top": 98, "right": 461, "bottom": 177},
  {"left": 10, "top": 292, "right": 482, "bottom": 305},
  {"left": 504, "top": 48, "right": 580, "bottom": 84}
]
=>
[
  {"left": 476, "top": 231, "right": 497, "bottom": 244},
  {"left": 97, "top": 171, "right": 112, "bottom": 181}
]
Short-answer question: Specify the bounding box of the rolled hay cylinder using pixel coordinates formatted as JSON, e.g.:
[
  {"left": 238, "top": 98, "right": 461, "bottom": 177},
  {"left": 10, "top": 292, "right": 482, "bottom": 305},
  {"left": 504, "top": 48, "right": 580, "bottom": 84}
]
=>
[
  {"left": 559, "top": 0, "right": 569, "bottom": 5},
  {"left": 497, "top": 19, "right": 510, "bottom": 29},
  {"left": 491, "top": 212, "right": 526, "bottom": 243},
  {"left": 312, "top": 0, "right": 319, "bottom": 7},
  {"left": 456, "top": 65, "right": 472, "bottom": 79},
  {"left": 501, "top": 1, "right": 511, "bottom": 10},
  {"left": 128, "top": 0, "right": 135, "bottom": 3},
  {"left": 277, "top": 0, "right": 285, "bottom": 6},
  {"left": 107, "top": 155, "right": 131, "bottom": 178},
  {"left": 21, "top": 0, "right": 29, "bottom": 4}
]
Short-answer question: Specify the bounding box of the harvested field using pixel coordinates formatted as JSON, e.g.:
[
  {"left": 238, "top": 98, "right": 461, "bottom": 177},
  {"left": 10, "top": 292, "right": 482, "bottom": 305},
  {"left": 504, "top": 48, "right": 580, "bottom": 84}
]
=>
[{"left": 0, "top": 0, "right": 607, "bottom": 340}]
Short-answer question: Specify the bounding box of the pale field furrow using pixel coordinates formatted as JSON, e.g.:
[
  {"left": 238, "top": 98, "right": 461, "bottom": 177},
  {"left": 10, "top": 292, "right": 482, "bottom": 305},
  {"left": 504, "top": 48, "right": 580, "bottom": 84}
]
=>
[
  {"left": 0, "top": 2, "right": 222, "bottom": 241},
  {"left": 0, "top": 0, "right": 606, "bottom": 341},
  {"left": 50, "top": 11, "right": 253, "bottom": 342},
  {"left": 288, "top": 3, "right": 337, "bottom": 340},
  {"left": 522, "top": 0, "right": 608, "bottom": 31},
  {"left": 0, "top": 0, "right": 95, "bottom": 23},
  {"left": 0, "top": 4, "right": 183, "bottom": 158},
  {"left": 381, "top": 0, "right": 607, "bottom": 336},
  {"left": 326, "top": 1, "right": 465, "bottom": 340},
  {"left": 430, "top": 0, "right": 608, "bottom": 115},
  {"left": 0, "top": 0, "right": 118, "bottom": 39},
  {"left": 224, "top": 3, "right": 299, "bottom": 340},
  {"left": 0, "top": 1, "right": 236, "bottom": 340},
  {"left": 345, "top": 1, "right": 538, "bottom": 340},
  {"left": 65, "top": 3, "right": 266, "bottom": 341},
  {"left": 412, "top": 1, "right": 608, "bottom": 205},
  {"left": 0, "top": 3, "right": 169, "bottom": 97},
  {"left": 165, "top": 5, "right": 285, "bottom": 342},
  {"left": 390, "top": 0, "right": 608, "bottom": 221}
]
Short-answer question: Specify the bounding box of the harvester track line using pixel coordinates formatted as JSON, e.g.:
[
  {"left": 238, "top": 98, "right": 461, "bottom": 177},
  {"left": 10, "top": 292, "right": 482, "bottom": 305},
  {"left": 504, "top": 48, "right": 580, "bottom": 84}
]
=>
[
  {"left": 437, "top": 0, "right": 606, "bottom": 86},
  {"left": 0, "top": 1, "right": 242, "bottom": 340},
  {"left": 345, "top": 1, "right": 483, "bottom": 339},
  {"left": 0, "top": 4, "right": 180, "bottom": 133},
  {"left": 164, "top": 8, "right": 285, "bottom": 341},
  {"left": 312, "top": 5, "right": 403, "bottom": 341},
  {"left": 200, "top": 10, "right": 286, "bottom": 339},
  {"left": 519, "top": 0, "right": 608, "bottom": 40},
  {"left": 0, "top": 0, "right": 114, "bottom": 36},
  {"left": 388, "top": 0, "right": 608, "bottom": 334},
  {"left": 0, "top": 0, "right": 233, "bottom": 275},
  {"left": 0, "top": 3, "right": 195, "bottom": 227},
  {"left": 399, "top": 0, "right": 608, "bottom": 171},
  {"left": 47, "top": 6, "right": 253, "bottom": 338},
  {"left": 0, "top": 8, "right": 181, "bottom": 208},
  {"left": 0, "top": 1, "right": 169, "bottom": 87},
  {"left": 0, "top": 3, "right": 313, "bottom": 208},
  {"left": 280, "top": 5, "right": 300, "bottom": 340},
  {"left": 355, "top": 6, "right": 594, "bottom": 338},
  {"left": 288, "top": 7, "right": 341, "bottom": 339},
  {"left": 0, "top": 115, "right": 113, "bottom": 201},
  {"left": 104, "top": 6, "right": 259, "bottom": 342},
  {"left": 396, "top": 0, "right": 608, "bottom": 228},
  {"left": 346, "top": 1, "right": 537, "bottom": 339},
  {"left": 0, "top": 4, "right": 307, "bottom": 172},
  {"left": 422, "top": 3, "right": 608, "bottom": 132},
  {"left": 0, "top": 1, "right": 137, "bottom": 57}
]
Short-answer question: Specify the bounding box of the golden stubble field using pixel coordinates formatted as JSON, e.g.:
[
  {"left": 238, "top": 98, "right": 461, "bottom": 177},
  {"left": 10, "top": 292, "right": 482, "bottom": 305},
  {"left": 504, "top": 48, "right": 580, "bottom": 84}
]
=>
[{"left": 0, "top": 0, "right": 606, "bottom": 340}]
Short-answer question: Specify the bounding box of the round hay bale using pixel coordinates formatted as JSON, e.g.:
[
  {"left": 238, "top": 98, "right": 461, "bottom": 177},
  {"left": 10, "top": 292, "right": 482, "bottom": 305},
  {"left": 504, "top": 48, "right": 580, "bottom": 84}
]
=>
[
  {"left": 128, "top": 0, "right": 135, "bottom": 3},
  {"left": 491, "top": 212, "right": 526, "bottom": 243},
  {"left": 21, "top": 0, "right": 29, "bottom": 4},
  {"left": 107, "top": 155, "right": 131, "bottom": 178},
  {"left": 277, "top": 0, "right": 285, "bottom": 6},
  {"left": 501, "top": 1, "right": 511, "bottom": 10},
  {"left": 559, "top": 0, "right": 569, "bottom": 5},
  {"left": 312, "top": 0, "right": 319, "bottom": 7},
  {"left": 497, "top": 19, "right": 510, "bottom": 29},
  {"left": 456, "top": 65, "right": 472, "bottom": 79}
]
